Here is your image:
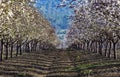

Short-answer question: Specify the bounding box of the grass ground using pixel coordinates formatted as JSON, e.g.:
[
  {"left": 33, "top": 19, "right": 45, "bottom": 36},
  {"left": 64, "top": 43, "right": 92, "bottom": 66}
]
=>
[
  {"left": 0, "top": 50, "right": 120, "bottom": 77},
  {"left": 67, "top": 50, "right": 120, "bottom": 77}
]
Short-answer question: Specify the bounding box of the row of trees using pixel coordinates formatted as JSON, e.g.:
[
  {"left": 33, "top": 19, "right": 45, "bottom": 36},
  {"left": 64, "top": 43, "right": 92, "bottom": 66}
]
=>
[
  {"left": 66, "top": 0, "right": 120, "bottom": 59},
  {"left": 0, "top": 0, "right": 59, "bottom": 61}
]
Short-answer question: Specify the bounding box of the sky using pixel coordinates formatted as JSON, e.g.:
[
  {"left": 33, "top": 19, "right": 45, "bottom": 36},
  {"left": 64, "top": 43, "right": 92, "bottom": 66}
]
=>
[{"left": 34, "top": 0, "right": 74, "bottom": 43}]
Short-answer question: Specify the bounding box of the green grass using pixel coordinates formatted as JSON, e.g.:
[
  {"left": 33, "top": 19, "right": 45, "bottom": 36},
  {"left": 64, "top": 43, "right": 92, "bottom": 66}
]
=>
[
  {"left": 69, "top": 61, "right": 120, "bottom": 71},
  {"left": 17, "top": 73, "right": 32, "bottom": 77},
  {"left": 64, "top": 61, "right": 120, "bottom": 75}
]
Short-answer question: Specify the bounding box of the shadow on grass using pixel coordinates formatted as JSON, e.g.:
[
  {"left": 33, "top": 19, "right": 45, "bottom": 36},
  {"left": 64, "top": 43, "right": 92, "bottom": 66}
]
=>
[{"left": 0, "top": 72, "right": 33, "bottom": 77}]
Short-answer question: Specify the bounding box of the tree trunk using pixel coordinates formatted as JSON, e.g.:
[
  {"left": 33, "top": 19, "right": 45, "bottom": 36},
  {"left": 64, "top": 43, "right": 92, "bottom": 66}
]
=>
[
  {"left": 10, "top": 44, "right": 13, "bottom": 58},
  {"left": 108, "top": 42, "right": 112, "bottom": 58},
  {"left": 113, "top": 43, "right": 117, "bottom": 59},
  {"left": 34, "top": 44, "right": 36, "bottom": 51},
  {"left": 19, "top": 44, "right": 22, "bottom": 55},
  {"left": 90, "top": 41, "right": 93, "bottom": 52},
  {"left": 30, "top": 41, "right": 33, "bottom": 52},
  {"left": 26, "top": 43, "right": 30, "bottom": 52},
  {"left": 0, "top": 39, "right": 4, "bottom": 61},
  {"left": 95, "top": 42, "right": 98, "bottom": 53},
  {"left": 98, "top": 42, "right": 102, "bottom": 55},
  {"left": 5, "top": 40, "right": 9, "bottom": 60},
  {"left": 83, "top": 43, "right": 85, "bottom": 50},
  {"left": 30, "top": 42, "right": 33, "bottom": 52},
  {"left": 93, "top": 42, "right": 95, "bottom": 52},
  {"left": 104, "top": 42, "right": 108, "bottom": 57},
  {"left": 16, "top": 41, "right": 19, "bottom": 56},
  {"left": 87, "top": 41, "right": 89, "bottom": 51}
]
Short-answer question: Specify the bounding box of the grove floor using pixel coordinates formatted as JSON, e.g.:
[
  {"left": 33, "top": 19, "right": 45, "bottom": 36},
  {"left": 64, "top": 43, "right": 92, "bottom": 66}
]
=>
[{"left": 0, "top": 50, "right": 120, "bottom": 77}]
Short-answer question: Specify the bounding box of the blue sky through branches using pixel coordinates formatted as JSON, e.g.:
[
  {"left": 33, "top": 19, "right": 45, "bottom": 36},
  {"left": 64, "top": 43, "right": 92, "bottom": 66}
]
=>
[{"left": 34, "top": 0, "right": 74, "bottom": 42}]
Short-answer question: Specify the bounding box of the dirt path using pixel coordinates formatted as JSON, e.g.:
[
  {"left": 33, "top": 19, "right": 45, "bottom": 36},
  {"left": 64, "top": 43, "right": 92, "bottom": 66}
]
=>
[
  {"left": 0, "top": 51, "right": 78, "bottom": 77},
  {"left": 46, "top": 51, "right": 78, "bottom": 77}
]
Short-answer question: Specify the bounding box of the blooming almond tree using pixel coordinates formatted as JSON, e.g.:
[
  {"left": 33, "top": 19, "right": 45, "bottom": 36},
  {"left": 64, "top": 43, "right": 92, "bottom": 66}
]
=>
[
  {"left": 66, "top": 0, "right": 120, "bottom": 59},
  {"left": 0, "top": 0, "right": 59, "bottom": 61}
]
